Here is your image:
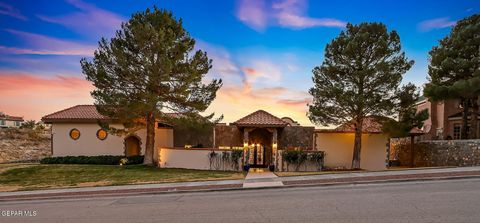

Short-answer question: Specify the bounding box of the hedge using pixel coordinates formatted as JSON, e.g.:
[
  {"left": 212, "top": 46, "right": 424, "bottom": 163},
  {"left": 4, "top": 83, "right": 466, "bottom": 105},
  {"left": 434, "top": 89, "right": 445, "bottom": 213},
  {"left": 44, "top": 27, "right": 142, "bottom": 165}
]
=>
[{"left": 40, "top": 155, "right": 144, "bottom": 165}]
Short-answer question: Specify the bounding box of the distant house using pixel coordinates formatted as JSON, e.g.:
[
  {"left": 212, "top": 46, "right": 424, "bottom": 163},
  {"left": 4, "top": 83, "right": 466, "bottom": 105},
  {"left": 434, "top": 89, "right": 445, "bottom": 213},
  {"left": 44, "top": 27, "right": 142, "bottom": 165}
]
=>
[
  {"left": 0, "top": 113, "right": 24, "bottom": 128},
  {"left": 42, "top": 105, "right": 389, "bottom": 171},
  {"left": 416, "top": 97, "right": 480, "bottom": 140}
]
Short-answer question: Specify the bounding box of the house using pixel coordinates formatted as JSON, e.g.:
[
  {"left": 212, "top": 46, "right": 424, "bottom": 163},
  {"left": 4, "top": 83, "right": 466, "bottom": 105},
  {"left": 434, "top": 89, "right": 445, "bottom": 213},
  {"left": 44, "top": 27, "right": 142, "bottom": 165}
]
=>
[
  {"left": 41, "top": 105, "right": 174, "bottom": 157},
  {"left": 0, "top": 112, "right": 24, "bottom": 128},
  {"left": 42, "top": 105, "right": 389, "bottom": 171},
  {"left": 416, "top": 97, "right": 480, "bottom": 140},
  {"left": 315, "top": 116, "right": 390, "bottom": 170}
]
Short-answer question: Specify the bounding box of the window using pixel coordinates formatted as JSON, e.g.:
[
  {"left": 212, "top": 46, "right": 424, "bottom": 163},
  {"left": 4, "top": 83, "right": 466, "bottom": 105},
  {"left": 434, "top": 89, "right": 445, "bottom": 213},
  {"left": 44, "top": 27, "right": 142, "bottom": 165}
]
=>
[
  {"left": 14, "top": 121, "right": 21, "bottom": 127},
  {"left": 69, "top": 129, "right": 81, "bottom": 140},
  {"left": 96, "top": 129, "right": 108, "bottom": 140},
  {"left": 453, "top": 124, "right": 471, "bottom": 139},
  {"left": 453, "top": 124, "right": 461, "bottom": 139},
  {"left": 0, "top": 120, "right": 5, "bottom": 126}
]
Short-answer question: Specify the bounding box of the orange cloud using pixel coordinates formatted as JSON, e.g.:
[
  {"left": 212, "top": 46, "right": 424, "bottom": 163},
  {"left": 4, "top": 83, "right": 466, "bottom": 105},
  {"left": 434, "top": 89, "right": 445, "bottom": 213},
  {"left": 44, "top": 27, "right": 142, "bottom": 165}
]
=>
[
  {"left": 0, "top": 72, "right": 93, "bottom": 121},
  {"left": 206, "top": 82, "right": 313, "bottom": 126}
]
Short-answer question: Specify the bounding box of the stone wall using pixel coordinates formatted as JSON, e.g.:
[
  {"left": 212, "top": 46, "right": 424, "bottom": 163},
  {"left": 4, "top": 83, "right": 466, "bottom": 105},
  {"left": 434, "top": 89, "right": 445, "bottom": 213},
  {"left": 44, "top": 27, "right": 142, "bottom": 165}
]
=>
[
  {"left": 214, "top": 125, "right": 243, "bottom": 148},
  {"left": 173, "top": 126, "right": 213, "bottom": 148},
  {"left": 0, "top": 128, "right": 51, "bottom": 163},
  {"left": 278, "top": 126, "right": 315, "bottom": 150},
  {"left": 394, "top": 139, "right": 480, "bottom": 167}
]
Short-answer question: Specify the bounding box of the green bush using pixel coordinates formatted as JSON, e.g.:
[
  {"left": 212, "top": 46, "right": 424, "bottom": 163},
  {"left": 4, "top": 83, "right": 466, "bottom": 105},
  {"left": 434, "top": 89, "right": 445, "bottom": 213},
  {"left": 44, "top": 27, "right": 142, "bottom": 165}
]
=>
[{"left": 40, "top": 155, "right": 144, "bottom": 165}]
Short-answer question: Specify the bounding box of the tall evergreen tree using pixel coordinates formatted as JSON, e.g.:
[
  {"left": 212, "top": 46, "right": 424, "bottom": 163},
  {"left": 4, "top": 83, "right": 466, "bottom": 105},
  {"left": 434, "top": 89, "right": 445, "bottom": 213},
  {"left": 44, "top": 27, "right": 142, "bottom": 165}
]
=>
[
  {"left": 81, "top": 7, "right": 222, "bottom": 165},
  {"left": 424, "top": 14, "right": 480, "bottom": 139},
  {"left": 383, "top": 83, "right": 429, "bottom": 138},
  {"left": 308, "top": 23, "right": 413, "bottom": 169}
]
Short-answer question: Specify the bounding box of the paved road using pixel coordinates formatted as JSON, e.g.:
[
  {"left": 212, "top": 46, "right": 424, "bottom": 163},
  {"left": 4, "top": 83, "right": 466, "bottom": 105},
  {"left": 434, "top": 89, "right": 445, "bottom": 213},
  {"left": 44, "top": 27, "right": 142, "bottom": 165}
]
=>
[{"left": 1, "top": 178, "right": 480, "bottom": 223}]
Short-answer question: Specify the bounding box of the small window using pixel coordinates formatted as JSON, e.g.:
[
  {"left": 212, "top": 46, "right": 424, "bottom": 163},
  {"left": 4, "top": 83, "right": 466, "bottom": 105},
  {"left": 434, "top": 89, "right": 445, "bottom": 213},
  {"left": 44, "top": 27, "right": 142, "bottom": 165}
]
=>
[
  {"left": 96, "top": 129, "right": 108, "bottom": 140},
  {"left": 69, "top": 129, "right": 81, "bottom": 140},
  {"left": 0, "top": 120, "right": 5, "bottom": 126},
  {"left": 453, "top": 124, "right": 461, "bottom": 139}
]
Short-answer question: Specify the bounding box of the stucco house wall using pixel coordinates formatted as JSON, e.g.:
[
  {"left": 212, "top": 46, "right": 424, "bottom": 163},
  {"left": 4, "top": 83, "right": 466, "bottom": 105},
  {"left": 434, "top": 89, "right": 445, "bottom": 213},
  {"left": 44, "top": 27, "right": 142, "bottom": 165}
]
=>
[
  {"left": 315, "top": 132, "right": 388, "bottom": 170},
  {"left": 157, "top": 148, "right": 241, "bottom": 171},
  {"left": 51, "top": 123, "right": 173, "bottom": 157}
]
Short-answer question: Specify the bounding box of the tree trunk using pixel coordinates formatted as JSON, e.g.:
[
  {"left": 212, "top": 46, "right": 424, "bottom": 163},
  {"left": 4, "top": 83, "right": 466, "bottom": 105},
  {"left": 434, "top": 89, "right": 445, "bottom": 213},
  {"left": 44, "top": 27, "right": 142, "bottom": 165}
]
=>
[
  {"left": 143, "top": 112, "right": 156, "bottom": 165},
  {"left": 351, "top": 119, "right": 363, "bottom": 170},
  {"left": 461, "top": 99, "right": 469, "bottom": 139},
  {"left": 469, "top": 98, "right": 478, "bottom": 139}
]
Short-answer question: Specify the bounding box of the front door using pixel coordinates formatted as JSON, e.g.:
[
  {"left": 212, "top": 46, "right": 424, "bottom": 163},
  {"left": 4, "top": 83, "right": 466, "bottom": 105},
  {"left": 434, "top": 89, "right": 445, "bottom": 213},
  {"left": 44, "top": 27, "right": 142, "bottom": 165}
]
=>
[{"left": 248, "top": 144, "right": 265, "bottom": 167}]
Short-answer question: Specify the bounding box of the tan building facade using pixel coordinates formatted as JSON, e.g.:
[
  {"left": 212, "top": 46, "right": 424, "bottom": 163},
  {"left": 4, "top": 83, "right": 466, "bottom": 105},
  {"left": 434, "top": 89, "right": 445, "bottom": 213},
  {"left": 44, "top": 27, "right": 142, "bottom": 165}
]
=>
[
  {"left": 43, "top": 105, "right": 389, "bottom": 171},
  {"left": 416, "top": 98, "right": 480, "bottom": 140}
]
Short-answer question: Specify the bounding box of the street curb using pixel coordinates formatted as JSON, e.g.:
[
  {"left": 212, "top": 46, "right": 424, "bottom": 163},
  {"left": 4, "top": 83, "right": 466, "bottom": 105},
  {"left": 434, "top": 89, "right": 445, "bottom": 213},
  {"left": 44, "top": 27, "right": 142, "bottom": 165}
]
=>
[{"left": 2, "top": 174, "right": 480, "bottom": 202}]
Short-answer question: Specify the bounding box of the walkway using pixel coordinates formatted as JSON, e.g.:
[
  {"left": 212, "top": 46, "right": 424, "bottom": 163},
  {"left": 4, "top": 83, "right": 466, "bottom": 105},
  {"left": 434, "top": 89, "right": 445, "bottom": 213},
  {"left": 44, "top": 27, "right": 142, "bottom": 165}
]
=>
[{"left": 243, "top": 168, "right": 284, "bottom": 188}]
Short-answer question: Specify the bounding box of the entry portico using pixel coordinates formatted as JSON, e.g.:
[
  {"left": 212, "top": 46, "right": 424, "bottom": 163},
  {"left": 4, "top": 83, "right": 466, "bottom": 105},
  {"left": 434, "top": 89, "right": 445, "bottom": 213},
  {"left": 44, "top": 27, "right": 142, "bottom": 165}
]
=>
[{"left": 231, "top": 110, "right": 288, "bottom": 168}]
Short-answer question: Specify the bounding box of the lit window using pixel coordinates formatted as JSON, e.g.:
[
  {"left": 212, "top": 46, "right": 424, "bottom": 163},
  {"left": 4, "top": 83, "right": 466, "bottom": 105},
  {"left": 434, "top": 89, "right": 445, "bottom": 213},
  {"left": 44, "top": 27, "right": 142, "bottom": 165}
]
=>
[
  {"left": 69, "top": 129, "right": 81, "bottom": 140},
  {"left": 96, "top": 129, "right": 108, "bottom": 140}
]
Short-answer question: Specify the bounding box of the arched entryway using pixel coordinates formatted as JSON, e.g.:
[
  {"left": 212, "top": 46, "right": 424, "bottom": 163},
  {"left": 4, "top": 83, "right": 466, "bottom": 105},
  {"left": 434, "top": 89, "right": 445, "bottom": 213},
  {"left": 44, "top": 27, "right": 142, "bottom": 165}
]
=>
[
  {"left": 247, "top": 128, "right": 273, "bottom": 168},
  {"left": 124, "top": 135, "right": 141, "bottom": 157}
]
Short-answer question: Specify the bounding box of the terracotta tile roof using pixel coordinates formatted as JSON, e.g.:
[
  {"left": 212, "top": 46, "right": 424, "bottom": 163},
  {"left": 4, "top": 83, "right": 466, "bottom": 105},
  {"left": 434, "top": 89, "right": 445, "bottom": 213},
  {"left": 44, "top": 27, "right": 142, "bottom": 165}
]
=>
[
  {"left": 0, "top": 114, "right": 24, "bottom": 121},
  {"left": 42, "top": 105, "right": 180, "bottom": 124},
  {"left": 232, "top": 110, "right": 288, "bottom": 127},
  {"left": 42, "top": 105, "right": 110, "bottom": 123},
  {"left": 316, "top": 116, "right": 385, "bottom": 133}
]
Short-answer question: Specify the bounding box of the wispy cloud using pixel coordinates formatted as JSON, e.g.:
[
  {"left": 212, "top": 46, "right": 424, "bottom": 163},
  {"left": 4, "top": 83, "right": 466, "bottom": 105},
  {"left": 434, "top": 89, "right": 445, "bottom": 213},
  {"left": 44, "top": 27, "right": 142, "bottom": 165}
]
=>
[
  {"left": 0, "top": 2, "right": 27, "bottom": 20},
  {"left": 418, "top": 17, "right": 456, "bottom": 32},
  {"left": 37, "top": 0, "right": 125, "bottom": 38},
  {"left": 0, "top": 29, "right": 96, "bottom": 56},
  {"left": 236, "top": 0, "right": 268, "bottom": 31},
  {"left": 272, "top": 0, "right": 346, "bottom": 29},
  {"left": 0, "top": 71, "right": 93, "bottom": 120},
  {"left": 236, "top": 0, "right": 346, "bottom": 31}
]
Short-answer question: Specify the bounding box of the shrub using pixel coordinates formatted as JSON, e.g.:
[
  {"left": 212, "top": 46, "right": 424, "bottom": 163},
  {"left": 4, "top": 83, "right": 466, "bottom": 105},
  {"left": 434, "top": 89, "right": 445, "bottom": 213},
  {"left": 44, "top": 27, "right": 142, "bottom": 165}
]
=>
[{"left": 40, "top": 155, "right": 144, "bottom": 165}]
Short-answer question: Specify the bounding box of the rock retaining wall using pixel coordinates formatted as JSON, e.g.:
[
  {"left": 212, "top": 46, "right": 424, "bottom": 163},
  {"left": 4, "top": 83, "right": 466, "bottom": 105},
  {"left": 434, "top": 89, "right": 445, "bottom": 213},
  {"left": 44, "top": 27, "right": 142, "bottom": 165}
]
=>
[{"left": 393, "top": 139, "right": 480, "bottom": 167}]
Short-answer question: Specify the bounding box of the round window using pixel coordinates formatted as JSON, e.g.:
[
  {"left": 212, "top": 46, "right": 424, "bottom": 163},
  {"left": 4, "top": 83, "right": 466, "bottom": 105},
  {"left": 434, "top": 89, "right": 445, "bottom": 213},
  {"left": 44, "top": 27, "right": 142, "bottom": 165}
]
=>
[
  {"left": 96, "top": 129, "right": 108, "bottom": 140},
  {"left": 69, "top": 129, "right": 80, "bottom": 140}
]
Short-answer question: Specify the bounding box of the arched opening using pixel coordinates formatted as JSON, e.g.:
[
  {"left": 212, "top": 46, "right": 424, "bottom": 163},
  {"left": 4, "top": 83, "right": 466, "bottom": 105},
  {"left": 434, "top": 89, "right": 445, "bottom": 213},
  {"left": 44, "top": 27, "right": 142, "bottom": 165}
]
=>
[
  {"left": 247, "top": 128, "right": 273, "bottom": 168},
  {"left": 124, "top": 135, "right": 141, "bottom": 157}
]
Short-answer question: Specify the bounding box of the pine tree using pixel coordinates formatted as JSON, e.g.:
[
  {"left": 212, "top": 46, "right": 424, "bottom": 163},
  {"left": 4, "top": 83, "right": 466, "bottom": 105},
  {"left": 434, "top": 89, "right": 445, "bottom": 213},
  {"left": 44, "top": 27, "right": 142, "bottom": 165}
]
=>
[
  {"left": 383, "top": 83, "right": 429, "bottom": 138},
  {"left": 81, "top": 7, "right": 222, "bottom": 165},
  {"left": 308, "top": 23, "right": 414, "bottom": 169},
  {"left": 424, "top": 14, "right": 480, "bottom": 139}
]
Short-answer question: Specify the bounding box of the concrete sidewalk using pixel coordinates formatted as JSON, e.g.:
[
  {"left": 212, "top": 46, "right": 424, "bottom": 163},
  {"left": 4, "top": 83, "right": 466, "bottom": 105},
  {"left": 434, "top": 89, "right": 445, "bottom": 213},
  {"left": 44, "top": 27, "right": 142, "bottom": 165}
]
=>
[{"left": 2, "top": 166, "right": 480, "bottom": 201}]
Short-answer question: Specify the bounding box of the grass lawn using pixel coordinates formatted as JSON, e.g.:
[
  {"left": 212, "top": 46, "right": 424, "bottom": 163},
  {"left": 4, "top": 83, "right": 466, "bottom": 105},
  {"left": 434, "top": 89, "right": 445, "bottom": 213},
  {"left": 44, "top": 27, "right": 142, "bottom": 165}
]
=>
[{"left": 0, "top": 164, "right": 244, "bottom": 192}]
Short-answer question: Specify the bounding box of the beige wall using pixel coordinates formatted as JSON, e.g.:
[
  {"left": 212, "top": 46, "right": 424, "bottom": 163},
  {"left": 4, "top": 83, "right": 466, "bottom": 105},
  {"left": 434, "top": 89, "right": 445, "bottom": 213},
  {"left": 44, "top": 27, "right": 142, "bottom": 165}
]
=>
[
  {"left": 157, "top": 148, "right": 241, "bottom": 171},
  {"left": 315, "top": 133, "right": 388, "bottom": 170},
  {"left": 51, "top": 123, "right": 173, "bottom": 157}
]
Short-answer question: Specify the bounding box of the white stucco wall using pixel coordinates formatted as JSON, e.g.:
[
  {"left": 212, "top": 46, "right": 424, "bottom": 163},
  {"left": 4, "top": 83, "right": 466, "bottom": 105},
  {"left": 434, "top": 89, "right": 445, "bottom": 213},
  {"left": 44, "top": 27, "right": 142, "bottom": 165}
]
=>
[
  {"left": 51, "top": 123, "right": 173, "bottom": 157},
  {"left": 157, "top": 148, "right": 241, "bottom": 171},
  {"left": 315, "top": 133, "right": 388, "bottom": 170}
]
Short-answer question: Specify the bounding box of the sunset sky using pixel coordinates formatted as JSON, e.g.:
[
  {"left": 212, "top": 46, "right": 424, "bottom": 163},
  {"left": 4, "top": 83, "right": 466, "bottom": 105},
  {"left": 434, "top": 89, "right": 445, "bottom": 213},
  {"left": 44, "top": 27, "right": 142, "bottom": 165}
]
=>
[{"left": 0, "top": 0, "right": 478, "bottom": 126}]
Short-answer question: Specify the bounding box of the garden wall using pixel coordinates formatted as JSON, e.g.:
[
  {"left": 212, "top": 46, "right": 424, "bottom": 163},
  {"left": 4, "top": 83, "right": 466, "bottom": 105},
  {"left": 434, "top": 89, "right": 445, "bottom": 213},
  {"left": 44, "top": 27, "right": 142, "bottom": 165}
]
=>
[
  {"left": 315, "top": 132, "right": 389, "bottom": 170},
  {"left": 156, "top": 147, "right": 242, "bottom": 171},
  {"left": 393, "top": 139, "right": 480, "bottom": 167}
]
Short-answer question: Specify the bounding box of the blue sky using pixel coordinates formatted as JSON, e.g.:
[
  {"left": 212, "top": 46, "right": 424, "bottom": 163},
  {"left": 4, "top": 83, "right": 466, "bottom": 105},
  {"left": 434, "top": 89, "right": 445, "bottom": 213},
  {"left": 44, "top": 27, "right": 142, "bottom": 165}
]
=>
[{"left": 0, "top": 0, "right": 478, "bottom": 124}]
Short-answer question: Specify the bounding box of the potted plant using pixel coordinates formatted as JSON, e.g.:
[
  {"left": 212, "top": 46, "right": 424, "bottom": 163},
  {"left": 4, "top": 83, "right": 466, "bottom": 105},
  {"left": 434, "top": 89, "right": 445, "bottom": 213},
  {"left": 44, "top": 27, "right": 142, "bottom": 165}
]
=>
[{"left": 243, "top": 164, "right": 250, "bottom": 172}]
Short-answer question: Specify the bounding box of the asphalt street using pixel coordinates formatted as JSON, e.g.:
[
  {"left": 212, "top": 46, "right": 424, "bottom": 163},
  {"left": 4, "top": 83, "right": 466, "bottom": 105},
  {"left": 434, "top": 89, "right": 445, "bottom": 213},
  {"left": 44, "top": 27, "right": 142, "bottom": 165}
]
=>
[{"left": 1, "top": 178, "right": 480, "bottom": 223}]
